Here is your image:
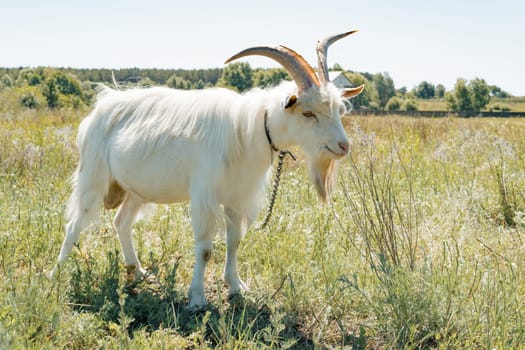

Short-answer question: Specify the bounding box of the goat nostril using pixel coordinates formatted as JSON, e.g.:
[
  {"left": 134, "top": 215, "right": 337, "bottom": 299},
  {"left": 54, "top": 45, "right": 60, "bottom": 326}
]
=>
[{"left": 338, "top": 141, "right": 349, "bottom": 153}]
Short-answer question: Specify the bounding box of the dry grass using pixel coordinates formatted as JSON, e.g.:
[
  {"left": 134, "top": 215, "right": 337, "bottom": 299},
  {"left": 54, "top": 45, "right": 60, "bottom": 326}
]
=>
[{"left": 416, "top": 96, "right": 525, "bottom": 112}]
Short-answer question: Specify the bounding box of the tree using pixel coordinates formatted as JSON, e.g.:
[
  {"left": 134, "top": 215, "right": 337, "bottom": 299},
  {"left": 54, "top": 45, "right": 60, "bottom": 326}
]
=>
[
  {"left": 446, "top": 78, "right": 472, "bottom": 112},
  {"left": 469, "top": 78, "right": 490, "bottom": 111},
  {"left": 218, "top": 62, "right": 253, "bottom": 92},
  {"left": 343, "top": 72, "right": 378, "bottom": 110},
  {"left": 435, "top": 84, "right": 446, "bottom": 98},
  {"left": 446, "top": 78, "right": 490, "bottom": 112},
  {"left": 397, "top": 87, "right": 407, "bottom": 96},
  {"left": 372, "top": 73, "right": 395, "bottom": 109},
  {"left": 446, "top": 77, "right": 491, "bottom": 113},
  {"left": 489, "top": 85, "right": 511, "bottom": 98},
  {"left": 42, "top": 78, "right": 59, "bottom": 108},
  {"left": 331, "top": 63, "right": 344, "bottom": 71},
  {"left": 253, "top": 68, "right": 289, "bottom": 88},
  {"left": 415, "top": 81, "right": 435, "bottom": 99}
]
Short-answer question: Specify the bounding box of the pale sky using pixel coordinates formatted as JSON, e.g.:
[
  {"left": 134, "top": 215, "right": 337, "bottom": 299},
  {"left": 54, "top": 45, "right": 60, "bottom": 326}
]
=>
[{"left": 1, "top": 0, "right": 524, "bottom": 95}]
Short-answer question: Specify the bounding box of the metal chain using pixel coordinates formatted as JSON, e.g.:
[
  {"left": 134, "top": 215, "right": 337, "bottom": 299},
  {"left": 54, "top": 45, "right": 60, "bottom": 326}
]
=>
[{"left": 260, "top": 150, "right": 296, "bottom": 229}]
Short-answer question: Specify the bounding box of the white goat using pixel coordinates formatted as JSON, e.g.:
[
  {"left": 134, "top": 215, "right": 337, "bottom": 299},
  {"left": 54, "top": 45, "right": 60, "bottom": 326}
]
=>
[{"left": 52, "top": 31, "right": 364, "bottom": 307}]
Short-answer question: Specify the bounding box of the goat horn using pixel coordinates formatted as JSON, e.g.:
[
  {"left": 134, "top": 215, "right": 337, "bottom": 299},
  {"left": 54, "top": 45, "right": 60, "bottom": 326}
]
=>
[
  {"left": 225, "top": 46, "right": 320, "bottom": 92},
  {"left": 316, "top": 30, "right": 358, "bottom": 84}
]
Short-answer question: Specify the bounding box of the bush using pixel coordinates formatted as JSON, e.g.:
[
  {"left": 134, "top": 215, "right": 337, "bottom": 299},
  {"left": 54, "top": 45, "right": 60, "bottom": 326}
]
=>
[
  {"left": 487, "top": 103, "right": 511, "bottom": 112},
  {"left": 0, "top": 74, "right": 14, "bottom": 90},
  {"left": 385, "top": 96, "right": 418, "bottom": 112},
  {"left": 386, "top": 96, "right": 402, "bottom": 111},
  {"left": 16, "top": 68, "right": 45, "bottom": 87},
  {"left": 50, "top": 71, "right": 84, "bottom": 97},
  {"left": 166, "top": 75, "right": 193, "bottom": 90},
  {"left": 58, "top": 94, "right": 86, "bottom": 110},
  {"left": 40, "top": 69, "right": 86, "bottom": 108},
  {"left": 403, "top": 98, "right": 418, "bottom": 112},
  {"left": 368, "top": 101, "right": 381, "bottom": 111},
  {"left": 16, "top": 86, "right": 45, "bottom": 109}
]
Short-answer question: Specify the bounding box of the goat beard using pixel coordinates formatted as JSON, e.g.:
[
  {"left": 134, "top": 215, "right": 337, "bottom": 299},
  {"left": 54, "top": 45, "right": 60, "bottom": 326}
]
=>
[{"left": 307, "top": 154, "right": 338, "bottom": 203}]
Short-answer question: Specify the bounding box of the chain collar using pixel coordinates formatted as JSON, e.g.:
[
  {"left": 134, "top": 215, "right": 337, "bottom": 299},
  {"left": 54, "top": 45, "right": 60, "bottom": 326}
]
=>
[
  {"left": 260, "top": 110, "right": 296, "bottom": 229},
  {"left": 264, "top": 110, "right": 279, "bottom": 153},
  {"left": 263, "top": 110, "right": 296, "bottom": 161}
]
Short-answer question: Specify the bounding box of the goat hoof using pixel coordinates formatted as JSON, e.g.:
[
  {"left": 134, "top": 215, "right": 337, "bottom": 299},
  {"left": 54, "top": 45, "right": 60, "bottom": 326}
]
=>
[
  {"left": 228, "top": 279, "right": 250, "bottom": 295},
  {"left": 188, "top": 290, "right": 208, "bottom": 310},
  {"left": 187, "top": 299, "right": 208, "bottom": 312},
  {"left": 186, "top": 303, "right": 207, "bottom": 313},
  {"left": 123, "top": 265, "right": 148, "bottom": 284}
]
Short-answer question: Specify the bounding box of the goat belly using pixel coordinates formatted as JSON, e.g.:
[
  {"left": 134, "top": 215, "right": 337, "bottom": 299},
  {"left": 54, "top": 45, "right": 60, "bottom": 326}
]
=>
[{"left": 108, "top": 143, "right": 193, "bottom": 204}]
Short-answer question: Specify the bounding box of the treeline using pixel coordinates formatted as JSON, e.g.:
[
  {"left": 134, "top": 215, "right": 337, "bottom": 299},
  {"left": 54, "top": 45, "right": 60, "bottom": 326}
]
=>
[
  {"left": 0, "top": 67, "right": 89, "bottom": 109},
  {"left": 0, "top": 65, "right": 514, "bottom": 113},
  {"left": 0, "top": 67, "right": 222, "bottom": 87}
]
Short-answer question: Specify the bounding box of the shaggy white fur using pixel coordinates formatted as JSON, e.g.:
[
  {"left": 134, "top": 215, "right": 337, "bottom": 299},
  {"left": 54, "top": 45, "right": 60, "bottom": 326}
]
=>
[{"left": 52, "top": 39, "right": 363, "bottom": 307}]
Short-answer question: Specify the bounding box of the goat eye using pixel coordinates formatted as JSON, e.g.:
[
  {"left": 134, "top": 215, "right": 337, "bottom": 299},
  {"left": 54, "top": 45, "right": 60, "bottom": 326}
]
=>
[{"left": 302, "top": 111, "right": 317, "bottom": 118}]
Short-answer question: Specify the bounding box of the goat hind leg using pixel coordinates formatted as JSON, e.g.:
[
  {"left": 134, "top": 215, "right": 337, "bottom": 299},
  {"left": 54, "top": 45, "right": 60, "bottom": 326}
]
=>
[
  {"left": 51, "top": 220, "right": 86, "bottom": 278},
  {"left": 51, "top": 190, "right": 100, "bottom": 278},
  {"left": 113, "top": 194, "right": 146, "bottom": 282}
]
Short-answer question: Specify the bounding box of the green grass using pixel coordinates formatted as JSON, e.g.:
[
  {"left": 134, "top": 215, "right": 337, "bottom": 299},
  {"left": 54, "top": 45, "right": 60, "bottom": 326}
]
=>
[{"left": 1, "top": 105, "right": 524, "bottom": 349}]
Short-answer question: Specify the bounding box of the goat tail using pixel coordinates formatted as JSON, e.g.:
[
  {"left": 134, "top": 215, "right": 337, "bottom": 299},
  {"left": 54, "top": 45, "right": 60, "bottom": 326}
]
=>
[{"left": 65, "top": 107, "right": 112, "bottom": 228}]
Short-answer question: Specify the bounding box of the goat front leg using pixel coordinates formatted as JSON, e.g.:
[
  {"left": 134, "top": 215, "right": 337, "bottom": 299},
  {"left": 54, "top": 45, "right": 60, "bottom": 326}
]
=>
[
  {"left": 188, "top": 200, "right": 217, "bottom": 308},
  {"left": 224, "top": 208, "right": 249, "bottom": 295}
]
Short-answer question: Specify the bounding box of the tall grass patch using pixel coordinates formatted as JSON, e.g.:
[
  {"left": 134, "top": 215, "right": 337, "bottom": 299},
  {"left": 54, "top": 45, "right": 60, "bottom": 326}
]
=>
[{"left": 333, "top": 116, "right": 525, "bottom": 348}]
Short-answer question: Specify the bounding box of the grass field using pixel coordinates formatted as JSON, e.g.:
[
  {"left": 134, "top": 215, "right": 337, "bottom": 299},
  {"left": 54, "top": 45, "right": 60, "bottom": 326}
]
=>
[
  {"left": 1, "top": 106, "right": 524, "bottom": 348},
  {"left": 416, "top": 96, "right": 525, "bottom": 112}
]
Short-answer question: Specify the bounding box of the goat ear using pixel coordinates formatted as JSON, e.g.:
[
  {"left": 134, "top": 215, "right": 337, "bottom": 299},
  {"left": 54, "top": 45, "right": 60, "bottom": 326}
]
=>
[
  {"left": 284, "top": 94, "right": 298, "bottom": 109},
  {"left": 342, "top": 84, "right": 365, "bottom": 99}
]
